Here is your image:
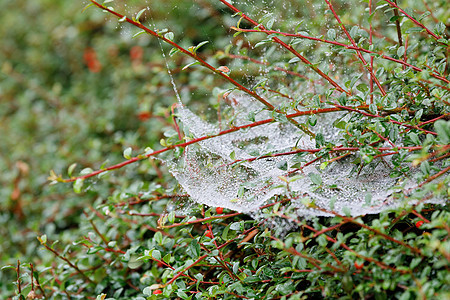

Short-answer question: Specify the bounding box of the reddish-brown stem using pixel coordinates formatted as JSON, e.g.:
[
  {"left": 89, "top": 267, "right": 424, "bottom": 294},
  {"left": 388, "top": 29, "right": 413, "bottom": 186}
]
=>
[
  {"left": 392, "top": 0, "right": 403, "bottom": 46},
  {"left": 411, "top": 210, "right": 430, "bottom": 223},
  {"left": 163, "top": 224, "right": 261, "bottom": 286},
  {"left": 30, "top": 263, "right": 46, "bottom": 298},
  {"left": 114, "top": 193, "right": 188, "bottom": 207},
  {"left": 417, "top": 165, "right": 450, "bottom": 188},
  {"left": 61, "top": 101, "right": 439, "bottom": 183},
  {"left": 84, "top": 211, "right": 109, "bottom": 245},
  {"left": 160, "top": 212, "right": 241, "bottom": 228},
  {"left": 39, "top": 240, "right": 93, "bottom": 283},
  {"left": 418, "top": 114, "right": 449, "bottom": 127},
  {"left": 383, "top": 0, "right": 441, "bottom": 40},
  {"left": 224, "top": 53, "right": 310, "bottom": 80},
  {"left": 310, "top": 206, "right": 424, "bottom": 256},
  {"left": 224, "top": 145, "right": 423, "bottom": 167},
  {"left": 403, "top": 35, "right": 408, "bottom": 69},
  {"left": 16, "top": 260, "right": 21, "bottom": 295},
  {"left": 172, "top": 103, "right": 183, "bottom": 140},
  {"left": 324, "top": 0, "right": 386, "bottom": 96},
  {"left": 231, "top": 28, "right": 449, "bottom": 84},
  {"left": 218, "top": 0, "right": 350, "bottom": 95},
  {"left": 421, "top": 0, "right": 440, "bottom": 23},
  {"left": 126, "top": 211, "right": 186, "bottom": 218},
  {"left": 430, "top": 152, "right": 450, "bottom": 163},
  {"left": 369, "top": 0, "right": 374, "bottom": 103},
  {"left": 334, "top": 104, "right": 438, "bottom": 135},
  {"left": 370, "top": 128, "right": 396, "bottom": 147},
  {"left": 302, "top": 223, "right": 407, "bottom": 273},
  {"left": 60, "top": 106, "right": 336, "bottom": 182},
  {"left": 270, "top": 236, "right": 327, "bottom": 271},
  {"left": 88, "top": 1, "right": 315, "bottom": 136}
]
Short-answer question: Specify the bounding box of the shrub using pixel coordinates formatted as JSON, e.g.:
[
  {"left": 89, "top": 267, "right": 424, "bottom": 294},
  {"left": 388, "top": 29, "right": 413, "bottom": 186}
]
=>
[{"left": 2, "top": 0, "right": 449, "bottom": 299}]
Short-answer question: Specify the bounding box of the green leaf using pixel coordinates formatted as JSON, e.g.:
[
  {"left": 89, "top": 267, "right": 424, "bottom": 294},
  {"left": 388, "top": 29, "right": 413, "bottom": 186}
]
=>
[
  {"left": 288, "top": 57, "right": 300, "bottom": 64},
  {"left": 334, "top": 120, "right": 346, "bottom": 129},
  {"left": 135, "top": 8, "right": 147, "bottom": 22},
  {"left": 369, "top": 103, "right": 378, "bottom": 114},
  {"left": 80, "top": 168, "right": 93, "bottom": 175},
  {"left": 343, "top": 206, "right": 351, "bottom": 217},
  {"left": 420, "top": 160, "right": 430, "bottom": 176},
  {"left": 230, "top": 150, "right": 236, "bottom": 160},
  {"left": 435, "top": 22, "right": 445, "bottom": 35},
  {"left": 222, "top": 224, "right": 230, "bottom": 240},
  {"left": 397, "top": 46, "right": 405, "bottom": 57},
  {"left": 410, "top": 257, "right": 422, "bottom": 269},
  {"left": 123, "top": 147, "right": 132, "bottom": 159},
  {"left": 405, "top": 27, "right": 423, "bottom": 34},
  {"left": 164, "top": 32, "right": 174, "bottom": 41},
  {"left": 329, "top": 196, "right": 336, "bottom": 210},
  {"left": 182, "top": 61, "right": 201, "bottom": 70},
  {"left": 315, "top": 132, "right": 325, "bottom": 147},
  {"left": 169, "top": 47, "right": 180, "bottom": 57},
  {"left": 276, "top": 160, "right": 288, "bottom": 171},
  {"left": 308, "top": 172, "right": 322, "bottom": 186},
  {"left": 389, "top": 15, "right": 402, "bottom": 22},
  {"left": 435, "top": 120, "right": 449, "bottom": 144},
  {"left": 255, "top": 40, "right": 270, "bottom": 48},
  {"left": 152, "top": 249, "right": 161, "bottom": 261},
  {"left": 163, "top": 253, "right": 171, "bottom": 264},
  {"left": 132, "top": 30, "right": 146, "bottom": 38},
  {"left": 356, "top": 83, "right": 368, "bottom": 93},
  {"left": 308, "top": 114, "right": 317, "bottom": 126},
  {"left": 349, "top": 25, "right": 359, "bottom": 38},
  {"left": 189, "top": 239, "right": 201, "bottom": 258},
  {"left": 192, "top": 41, "right": 209, "bottom": 53},
  {"left": 154, "top": 231, "right": 163, "bottom": 245},
  {"left": 168, "top": 211, "right": 175, "bottom": 224},
  {"left": 409, "top": 132, "right": 420, "bottom": 145},
  {"left": 327, "top": 28, "right": 336, "bottom": 40},
  {"left": 39, "top": 234, "right": 47, "bottom": 244},
  {"left": 68, "top": 163, "right": 77, "bottom": 177},
  {"left": 365, "top": 193, "right": 372, "bottom": 206},
  {"left": 418, "top": 11, "right": 431, "bottom": 21},
  {"left": 128, "top": 255, "right": 143, "bottom": 269},
  {"left": 73, "top": 178, "right": 84, "bottom": 194}
]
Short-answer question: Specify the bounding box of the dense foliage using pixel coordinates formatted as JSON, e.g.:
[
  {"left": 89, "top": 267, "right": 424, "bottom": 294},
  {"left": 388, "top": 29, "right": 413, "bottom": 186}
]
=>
[{"left": 1, "top": 0, "right": 449, "bottom": 299}]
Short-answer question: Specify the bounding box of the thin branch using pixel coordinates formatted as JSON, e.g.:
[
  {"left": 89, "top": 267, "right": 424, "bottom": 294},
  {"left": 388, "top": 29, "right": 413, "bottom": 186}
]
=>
[
  {"left": 218, "top": 0, "right": 350, "bottom": 95},
  {"left": 383, "top": 0, "right": 442, "bottom": 41},
  {"left": 324, "top": 0, "right": 386, "bottom": 96},
  {"left": 392, "top": 0, "right": 403, "bottom": 46},
  {"left": 230, "top": 27, "right": 449, "bottom": 84}
]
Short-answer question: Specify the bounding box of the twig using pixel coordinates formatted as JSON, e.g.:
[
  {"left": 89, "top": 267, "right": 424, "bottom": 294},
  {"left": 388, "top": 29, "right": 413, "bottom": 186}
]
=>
[
  {"left": 38, "top": 238, "right": 93, "bottom": 283},
  {"left": 230, "top": 28, "right": 449, "bottom": 84},
  {"left": 218, "top": 0, "right": 350, "bottom": 95}
]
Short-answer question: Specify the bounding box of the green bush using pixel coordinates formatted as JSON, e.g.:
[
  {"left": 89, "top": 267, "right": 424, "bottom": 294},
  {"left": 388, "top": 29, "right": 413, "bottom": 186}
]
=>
[{"left": 1, "top": 0, "right": 449, "bottom": 299}]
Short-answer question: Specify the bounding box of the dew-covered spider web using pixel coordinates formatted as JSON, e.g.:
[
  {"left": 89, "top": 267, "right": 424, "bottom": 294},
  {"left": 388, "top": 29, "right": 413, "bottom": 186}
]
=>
[
  {"left": 160, "top": 94, "right": 445, "bottom": 217},
  {"left": 114, "top": 0, "right": 446, "bottom": 216}
]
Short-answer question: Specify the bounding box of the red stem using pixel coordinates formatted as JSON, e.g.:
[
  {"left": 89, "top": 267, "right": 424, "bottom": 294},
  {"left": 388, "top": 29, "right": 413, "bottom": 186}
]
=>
[
  {"left": 218, "top": 0, "right": 350, "bottom": 95},
  {"left": 231, "top": 28, "right": 449, "bottom": 84},
  {"left": 88, "top": 1, "right": 302, "bottom": 121},
  {"left": 383, "top": 0, "right": 442, "bottom": 40},
  {"left": 324, "top": 0, "right": 386, "bottom": 96}
]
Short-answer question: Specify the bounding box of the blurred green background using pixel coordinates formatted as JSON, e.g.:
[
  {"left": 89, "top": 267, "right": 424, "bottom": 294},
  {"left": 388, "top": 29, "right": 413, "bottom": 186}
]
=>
[
  {"left": 0, "top": 0, "right": 238, "bottom": 295},
  {"left": 0, "top": 0, "right": 176, "bottom": 294}
]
